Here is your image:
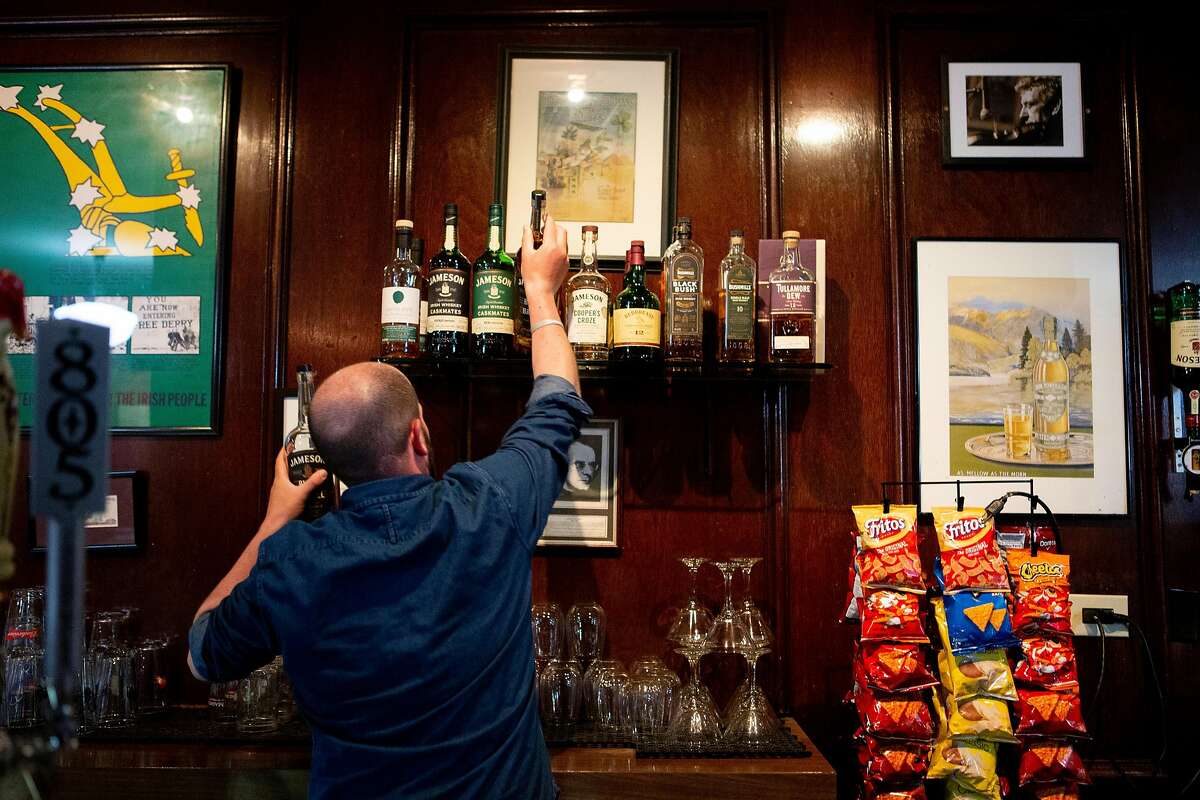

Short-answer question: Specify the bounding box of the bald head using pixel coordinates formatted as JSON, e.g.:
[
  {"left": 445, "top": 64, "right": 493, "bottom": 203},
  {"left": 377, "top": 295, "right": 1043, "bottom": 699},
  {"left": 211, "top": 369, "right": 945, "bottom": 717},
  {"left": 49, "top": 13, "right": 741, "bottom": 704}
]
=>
[{"left": 310, "top": 362, "right": 425, "bottom": 485}]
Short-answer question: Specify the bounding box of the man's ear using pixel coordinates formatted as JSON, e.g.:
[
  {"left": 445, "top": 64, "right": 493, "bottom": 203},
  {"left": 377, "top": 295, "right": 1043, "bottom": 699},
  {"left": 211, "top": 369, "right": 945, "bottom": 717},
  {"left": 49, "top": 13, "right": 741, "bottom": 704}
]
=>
[{"left": 410, "top": 418, "right": 429, "bottom": 457}]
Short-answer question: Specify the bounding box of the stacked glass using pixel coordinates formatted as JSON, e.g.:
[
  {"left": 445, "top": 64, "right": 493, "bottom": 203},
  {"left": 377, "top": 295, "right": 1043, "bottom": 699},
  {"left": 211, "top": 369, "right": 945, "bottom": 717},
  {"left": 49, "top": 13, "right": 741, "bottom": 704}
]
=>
[{"left": 3, "top": 587, "right": 46, "bottom": 729}]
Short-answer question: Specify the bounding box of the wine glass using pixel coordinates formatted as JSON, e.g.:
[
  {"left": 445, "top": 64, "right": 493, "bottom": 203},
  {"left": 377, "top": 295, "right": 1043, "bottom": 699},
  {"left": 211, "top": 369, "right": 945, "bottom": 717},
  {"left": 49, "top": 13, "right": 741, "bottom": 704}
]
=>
[
  {"left": 566, "top": 602, "right": 606, "bottom": 672},
  {"left": 531, "top": 603, "right": 564, "bottom": 675},
  {"left": 724, "top": 557, "right": 773, "bottom": 723},
  {"left": 705, "top": 561, "right": 749, "bottom": 652},
  {"left": 665, "top": 641, "right": 720, "bottom": 748},
  {"left": 667, "top": 557, "right": 714, "bottom": 646},
  {"left": 723, "top": 640, "right": 780, "bottom": 746}
]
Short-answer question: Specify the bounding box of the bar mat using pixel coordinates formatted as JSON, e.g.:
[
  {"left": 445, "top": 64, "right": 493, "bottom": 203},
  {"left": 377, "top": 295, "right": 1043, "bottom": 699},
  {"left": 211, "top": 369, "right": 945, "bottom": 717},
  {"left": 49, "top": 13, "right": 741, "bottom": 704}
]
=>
[
  {"left": 540, "top": 724, "right": 634, "bottom": 748},
  {"left": 540, "top": 723, "right": 811, "bottom": 759},
  {"left": 79, "top": 707, "right": 311, "bottom": 746}
]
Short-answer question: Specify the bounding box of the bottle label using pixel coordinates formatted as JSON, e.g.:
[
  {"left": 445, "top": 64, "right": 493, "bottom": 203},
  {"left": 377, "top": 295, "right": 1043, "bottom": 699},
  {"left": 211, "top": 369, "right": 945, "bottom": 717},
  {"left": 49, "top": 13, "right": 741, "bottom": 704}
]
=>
[
  {"left": 419, "top": 300, "right": 429, "bottom": 337},
  {"left": 472, "top": 270, "right": 515, "bottom": 336},
  {"left": 568, "top": 288, "right": 609, "bottom": 345},
  {"left": 613, "top": 308, "right": 661, "bottom": 347},
  {"left": 516, "top": 272, "right": 531, "bottom": 343},
  {"left": 667, "top": 254, "right": 702, "bottom": 337},
  {"left": 6, "top": 629, "right": 39, "bottom": 641},
  {"left": 287, "top": 449, "right": 335, "bottom": 519},
  {"left": 381, "top": 287, "right": 420, "bottom": 342},
  {"left": 427, "top": 268, "right": 469, "bottom": 333},
  {"left": 771, "top": 279, "right": 816, "bottom": 315},
  {"left": 1171, "top": 319, "right": 1200, "bottom": 367},
  {"left": 774, "top": 335, "right": 810, "bottom": 350},
  {"left": 725, "top": 267, "right": 756, "bottom": 341}
]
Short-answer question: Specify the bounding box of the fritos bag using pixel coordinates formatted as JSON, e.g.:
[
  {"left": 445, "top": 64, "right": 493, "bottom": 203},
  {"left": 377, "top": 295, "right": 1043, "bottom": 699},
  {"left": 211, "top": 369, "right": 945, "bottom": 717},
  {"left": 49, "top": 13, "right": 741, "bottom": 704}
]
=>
[
  {"left": 933, "top": 507, "right": 1009, "bottom": 593},
  {"left": 947, "top": 695, "right": 1018, "bottom": 744},
  {"left": 853, "top": 504, "right": 924, "bottom": 593},
  {"left": 1008, "top": 551, "right": 1072, "bottom": 635},
  {"left": 1018, "top": 741, "right": 1091, "bottom": 786},
  {"left": 933, "top": 594, "right": 1018, "bottom": 655},
  {"left": 859, "top": 737, "right": 931, "bottom": 785},
  {"left": 854, "top": 684, "right": 935, "bottom": 742},
  {"left": 860, "top": 642, "right": 938, "bottom": 694},
  {"left": 936, "top": 645, "right": 1018, "bottom": 703},
  {"left": 1015, "top": 689, "right": 1088, "bottom": 739},
  {"left": 860, "top": 590, "right": 928, "bottom": 644},
  {"left": 1013, "top": 635, "right": 1080, "bottom": 691}
]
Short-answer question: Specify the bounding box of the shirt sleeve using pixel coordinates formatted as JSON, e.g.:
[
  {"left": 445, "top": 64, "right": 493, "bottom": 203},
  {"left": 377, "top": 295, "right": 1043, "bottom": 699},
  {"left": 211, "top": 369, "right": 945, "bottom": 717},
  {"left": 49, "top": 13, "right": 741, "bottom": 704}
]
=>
[
  {"left": 188, "top": 564, "right": 279, "bottom": 683},
  {"left": 473, "top": 374, "right": 592, "bottom": 550}
]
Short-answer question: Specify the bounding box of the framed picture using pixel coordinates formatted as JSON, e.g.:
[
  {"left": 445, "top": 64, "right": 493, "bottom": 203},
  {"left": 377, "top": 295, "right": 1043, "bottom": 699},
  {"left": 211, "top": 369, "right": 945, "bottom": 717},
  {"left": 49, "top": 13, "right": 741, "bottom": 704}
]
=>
[
  {"left": 495, "top": 48, "right": 678, "bottom": 267},
  {"left": 914, "top": 240, "right": 1129, "bottom": 515},
  {"left": 1, "top": 66, "right": 232, "bottom": 432},
  {"left": 941, "top": 60, "right": 1085, "bottom": 164},
  {"left": 539, "top": 418, "right": 620, "bottom": 548},
  {"left": 30, "top": 471, "right": 147, "bottom": 552}
]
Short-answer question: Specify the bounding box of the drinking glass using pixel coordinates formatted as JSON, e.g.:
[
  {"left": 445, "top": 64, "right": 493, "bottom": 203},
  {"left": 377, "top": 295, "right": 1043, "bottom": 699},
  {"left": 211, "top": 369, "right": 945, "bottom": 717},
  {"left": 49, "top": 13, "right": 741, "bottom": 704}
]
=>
[
  {"left": 209, "top": 680, "right": 239, "bottom": 724},
  {"left": 4, "top": 587, "right": 45, "bottom": 652},
  {"left": 566, "top": 602, "right": 606, "bottom": 671},
  {"left": 1004, "top": 403, "right": 1033, "bottom": 459},
  {"left": 537, "top": 658, "right": 582, "bottom": 728},
  {"left": 113, "top": 606, "right": 141, "bottom": 645},
  {"left": 594, "top": 666, "right": 628, "bottom": 733},
  {"left": 582, "top": 658, "right": 622, "bottom": 722},
  {"left": 706, "top": 561, "right": 750, "bottom": 652},
  {"left": 275, "top": 656, "right": 296, "bottom": 724},
  {"left": 83, "top": 612, "right": 133, "bottom": 728},
  {"left": 665, "top": 642, "right": 720, "bottom": 748},
  {"left": 531, "top": 603, "right": 564, "bottom": 675},
  {"left": 2, "top": 650, "right": 45, "bottom": 728},
  {"left": 667, "top": 558, "right": 713, "bottom": 646},
  {"left": 238, "top": 662, "right": 281, "bottom": 733},
  {"left": 624, "top": 670, "right": 676, "bottom": 740},
  {"left": 132, "top": 637, "right": 170, "bottom": 717}
]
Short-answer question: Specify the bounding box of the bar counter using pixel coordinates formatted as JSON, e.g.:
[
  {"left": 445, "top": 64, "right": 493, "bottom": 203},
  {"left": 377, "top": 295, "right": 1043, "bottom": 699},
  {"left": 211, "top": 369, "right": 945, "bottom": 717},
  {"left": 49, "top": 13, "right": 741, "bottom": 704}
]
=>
[{"left": 39, "top": 712, "right": 835, "bottom": 800}]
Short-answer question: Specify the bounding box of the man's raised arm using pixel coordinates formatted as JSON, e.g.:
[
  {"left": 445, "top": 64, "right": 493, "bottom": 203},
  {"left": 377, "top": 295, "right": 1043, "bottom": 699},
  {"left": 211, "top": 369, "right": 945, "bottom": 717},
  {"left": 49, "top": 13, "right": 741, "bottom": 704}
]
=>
[{"left": 522, "top": 215, "right": 579, "bottom": 394}]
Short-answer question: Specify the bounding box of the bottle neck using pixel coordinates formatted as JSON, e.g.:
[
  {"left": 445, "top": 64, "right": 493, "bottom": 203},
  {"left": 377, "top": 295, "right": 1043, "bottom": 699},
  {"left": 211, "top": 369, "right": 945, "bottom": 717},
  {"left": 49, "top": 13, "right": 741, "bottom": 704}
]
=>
[
  {"left": 781, "top": 244, "right": 799, "bottom": 269},
  {"left": 530, "top": 207, "right": 544, "bottom": 243},
  {"left": 626, "top": 258, "right": 645, "bottom": 286},
  {"left": 581, "top": 234, "right": 598, "bottom": 271},
  {"left": 297, "top": 372, "right": 314, "bottom": 427},
  {"left": 394, "top": 230, "right": 412, "bottom": 261},
  {"left": 488, "top": 222, "right": 503, "bottom": 254},
  {"left": 728, "top": 240, "right": 744, "bottom": 257},
  {"left": 443, "top": 222, "right": 457, "bottom": 253}
]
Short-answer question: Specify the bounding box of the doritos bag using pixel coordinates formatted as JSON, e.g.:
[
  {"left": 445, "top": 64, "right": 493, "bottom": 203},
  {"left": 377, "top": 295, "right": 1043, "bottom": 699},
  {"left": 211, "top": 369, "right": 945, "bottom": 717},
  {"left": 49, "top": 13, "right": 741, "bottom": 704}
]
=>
[
  {"left": 860, "top": 591, "right": 928, "bottom": 644},
  {"left": 997, "top": 525, "right": 1058, "bottom": 555},
  {"left": 1018, "top": 741, "right": 1091, "bottom": 786},
  {"left": 1015, "top": 689, "right": 1088, "bottom": 739},
  {"left": 853, "top": 504, "right": 924, "bottom": 593},
  {"left": 859, "top": 737, "right": 931, "bottom": 785},
  {"left": 933, "top": 507, "right": 1009, "bottom": 593},
  {"left": 936, "top": 645, "right": 1018, "bottom": 702},
  {"left": 933, "top": 595, "right": 1019, "bottom": 656},
  {"left": 860, "top": 642, "right": 938, "bottom": 694},
  {"left": 1008, "top": 551, "right": 1072, "bottom": 635},
  {"left": 1013, "top": 635, "right": 1080, "bottom": 691},
  {"left": 854, "top": 684, "right": 935, "bottom": 742}
]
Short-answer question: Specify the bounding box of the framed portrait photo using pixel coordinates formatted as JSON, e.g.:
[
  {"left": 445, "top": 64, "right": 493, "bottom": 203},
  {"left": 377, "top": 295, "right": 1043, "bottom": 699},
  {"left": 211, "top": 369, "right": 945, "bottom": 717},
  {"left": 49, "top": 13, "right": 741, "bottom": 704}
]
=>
[
  {"left": 30, "top": 471, "right": 147, "bottom": 552},
  {"left": 915, "top": 240, "right": 1129, "bottom": 515},
  {"left": 495, "top": 48, "right": 678, "bottom": 267},
  {"left": 941, "top": 60, "right": 1085, "bottom": 164},
  {"left": 539, "top": 418, "right": 620, "bottom": 548}
]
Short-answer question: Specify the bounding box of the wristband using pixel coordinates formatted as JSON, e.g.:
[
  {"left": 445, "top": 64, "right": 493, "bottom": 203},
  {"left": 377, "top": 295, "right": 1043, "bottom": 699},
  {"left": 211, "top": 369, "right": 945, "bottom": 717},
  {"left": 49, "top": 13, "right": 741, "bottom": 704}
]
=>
[{"left": 530, "top": 318, "right": 565, "bottom": 334}]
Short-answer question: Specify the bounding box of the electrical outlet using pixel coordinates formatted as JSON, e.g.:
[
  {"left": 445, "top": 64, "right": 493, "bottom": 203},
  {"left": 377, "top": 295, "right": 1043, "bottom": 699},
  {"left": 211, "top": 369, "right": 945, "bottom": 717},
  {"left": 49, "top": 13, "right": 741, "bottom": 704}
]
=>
[{"left": 1070, "top": 593, "right": 1129, "bottom": 637}]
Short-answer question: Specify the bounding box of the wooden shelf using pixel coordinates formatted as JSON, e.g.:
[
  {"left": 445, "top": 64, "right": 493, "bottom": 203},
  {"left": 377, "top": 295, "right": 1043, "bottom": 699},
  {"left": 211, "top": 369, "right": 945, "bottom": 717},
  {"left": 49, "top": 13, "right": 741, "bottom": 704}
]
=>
[{"left": 378, "top": 356, "right": 832, "bottom": 383}]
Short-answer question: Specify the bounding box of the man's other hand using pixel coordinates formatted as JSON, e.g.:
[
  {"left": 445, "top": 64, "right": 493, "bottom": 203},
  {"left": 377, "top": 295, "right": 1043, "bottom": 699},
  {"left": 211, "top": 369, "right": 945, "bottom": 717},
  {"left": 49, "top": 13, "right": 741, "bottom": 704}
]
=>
[
  {"left": 520, "top": 214, "right": 569, "bottom": 298},
  {"left": 264, "top": 447, "right": 327, "bottom": 531}
]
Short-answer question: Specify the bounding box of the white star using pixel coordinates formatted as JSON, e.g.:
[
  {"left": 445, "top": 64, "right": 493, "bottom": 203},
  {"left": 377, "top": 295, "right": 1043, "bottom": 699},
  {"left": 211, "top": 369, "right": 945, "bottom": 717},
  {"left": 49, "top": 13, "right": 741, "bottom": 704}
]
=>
[
  {"left": 66, "top": 226, "right": 101, "bottom": 256},
  {"left": 34, "top": 84, "right": 63, "bottom": 111},
  {"left": 146, "top": 227, "right": 178, "bottom": 252},
  {"left": 0, "top": 85, "right": 21, "bottom": 111},
  {"left": 68, "top": 178, "right": 103, "bottom": 210},
  {"left": 70, "top": 117, "right": 106, "bottom": 147},
  {"left": 176, "top": 184, "right": 202, "bottom": 209}
]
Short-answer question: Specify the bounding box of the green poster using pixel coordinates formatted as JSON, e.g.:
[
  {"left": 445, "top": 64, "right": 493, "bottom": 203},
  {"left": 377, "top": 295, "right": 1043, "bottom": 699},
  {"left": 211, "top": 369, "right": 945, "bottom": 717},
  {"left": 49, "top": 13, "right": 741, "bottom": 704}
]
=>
[{"left": 0, "top": 67, "right": 229, "bottom": 431}]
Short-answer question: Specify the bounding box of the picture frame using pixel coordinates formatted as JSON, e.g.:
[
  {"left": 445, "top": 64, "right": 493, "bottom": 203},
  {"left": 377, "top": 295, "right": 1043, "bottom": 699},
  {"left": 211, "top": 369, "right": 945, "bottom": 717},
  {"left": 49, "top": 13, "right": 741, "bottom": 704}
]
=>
[
  {"left": 1, "top": 65, "right": 233, "bottom": 433},
  {"left": 495, "top": 47, "right": 679, "bottom": 268},
  {"left": 941, "top": 60, "right": 1086, "bottom": 165},
  {"left": 30, "top": 470, "right": 147, "bottom": 552},
  {"left": 539, "top": 418, "right": 621, "bottom": 548},
  {"left": 914, "top": 239, "right": 1129, "bottom": 515}
]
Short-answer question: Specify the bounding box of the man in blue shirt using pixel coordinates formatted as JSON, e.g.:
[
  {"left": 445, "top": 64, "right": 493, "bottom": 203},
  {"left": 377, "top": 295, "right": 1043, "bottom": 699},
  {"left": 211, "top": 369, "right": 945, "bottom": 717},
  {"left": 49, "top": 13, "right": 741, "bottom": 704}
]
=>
[{"left": 188, "top": 216, "right": 590, "bottom": 799}]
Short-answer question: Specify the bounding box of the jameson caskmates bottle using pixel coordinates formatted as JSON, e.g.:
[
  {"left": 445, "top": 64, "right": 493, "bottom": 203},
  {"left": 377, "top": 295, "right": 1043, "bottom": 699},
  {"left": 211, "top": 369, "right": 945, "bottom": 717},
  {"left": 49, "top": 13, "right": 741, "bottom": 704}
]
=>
[
  {"left": 472, "top": 203, "right": 516, "bottom": 358},
  {"left": 285, "top": 364, "right": 337, "bottom": 521}
]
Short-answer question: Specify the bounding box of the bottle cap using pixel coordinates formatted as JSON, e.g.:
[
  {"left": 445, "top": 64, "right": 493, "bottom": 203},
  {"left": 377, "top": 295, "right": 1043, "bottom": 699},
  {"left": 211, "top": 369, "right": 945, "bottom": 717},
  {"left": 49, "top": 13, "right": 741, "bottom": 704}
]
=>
[
  {"left": 630, "top": 240, "right": 645, "bottom": 249},
  {"left": 730, "top": 228, "right": 744, "bottom": 237},
  {"left": 297, "top": 363, "right": 314, "bottom": 373},
  {"left": 444, "top": 203, "right": 457, "bottom": 214},
  {"left": 531, "top": 189, "right": 546, "bottom": 204},
  {"left": 395, "top": 219, "right": 414, "bottom": 229},
  {"left": 782, "top": 230, "right": 800, "bottom": 239},
  {"left": 488, "top": 203, "right": 504, "bottom": 225},
  {"left": 582, "top": 225, "right": 598, "bottom": 234},
  {"left": 676, "top": 216, "right": 691, "bottom": 225}
]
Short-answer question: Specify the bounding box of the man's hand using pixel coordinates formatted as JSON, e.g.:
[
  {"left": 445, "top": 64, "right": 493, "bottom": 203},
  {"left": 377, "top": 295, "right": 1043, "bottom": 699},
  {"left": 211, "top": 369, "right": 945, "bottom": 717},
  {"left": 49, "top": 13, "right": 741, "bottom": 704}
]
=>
[
  {"left": 520, "top": 214, "right": 569, "bottom": 298},
  {"left": 263, "top": 447, "right": 327, "bottom": 532}
]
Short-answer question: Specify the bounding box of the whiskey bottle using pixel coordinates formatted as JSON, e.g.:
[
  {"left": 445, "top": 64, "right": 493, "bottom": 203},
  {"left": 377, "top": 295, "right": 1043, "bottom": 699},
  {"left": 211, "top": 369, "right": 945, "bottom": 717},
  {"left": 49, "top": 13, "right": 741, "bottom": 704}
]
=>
[
  {"left": 413, "top": 237, "right": 427, "bottom": 352},
  {"left": 565, "top": 225, "right": 611, "bottom": 364},
  {"left": 663, "top": 217, "right": 704, "bottom": 367},
  {"left": 718, "top": 229, "right": 756, "bottom": 366},
  {"left": 768, "top": 231, "right": 816, "bottom": 364},
  {"left": 1169, "top": 281, "right": 1200, "bottom": 494},
  {"left": 380, "top": 219, "right": 422, "bottom": 359},
  {"left": 1032, "top": 315, "right": 1070, "bottom": 462},
  {"left": 611, "top": 241, "right": 661, "bottom": 367},
  {"left": 286, "top": 364, "right": 337, "bottom": 521},
  {"left": 513, "top": 189, "right": 546, "bottom": 355},
  {"left": 472, "top": 203, "right": 516, "bottom": 358},
  {"left": 426, "top": 204, "right": 471, "bottom": 358}
]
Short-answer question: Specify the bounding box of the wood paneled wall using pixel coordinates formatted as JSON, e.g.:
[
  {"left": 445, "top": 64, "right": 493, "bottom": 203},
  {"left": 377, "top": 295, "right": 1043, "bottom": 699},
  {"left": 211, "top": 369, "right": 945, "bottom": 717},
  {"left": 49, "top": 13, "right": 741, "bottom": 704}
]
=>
[{"left": 3, "top": 2, "right": 1197, "bottom": 786}]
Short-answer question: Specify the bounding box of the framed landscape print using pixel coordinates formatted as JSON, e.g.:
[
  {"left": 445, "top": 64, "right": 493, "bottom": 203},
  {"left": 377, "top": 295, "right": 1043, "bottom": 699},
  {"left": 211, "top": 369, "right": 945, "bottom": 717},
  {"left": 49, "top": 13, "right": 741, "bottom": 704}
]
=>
[
  {"left": 915, "top": 240, "right": 1128, "bottom": 515},
  {"left": 0, "top": 66, "right": 231, "bottom": 432},
  {"left": 941, "top": 60, "right": 1085, "bottom": 164},
  {"left": 539, "top": 418, "right": 620, "bottom": 548},
  {"left": 496, "top": 48, "right": 678, "bottom": 267}
]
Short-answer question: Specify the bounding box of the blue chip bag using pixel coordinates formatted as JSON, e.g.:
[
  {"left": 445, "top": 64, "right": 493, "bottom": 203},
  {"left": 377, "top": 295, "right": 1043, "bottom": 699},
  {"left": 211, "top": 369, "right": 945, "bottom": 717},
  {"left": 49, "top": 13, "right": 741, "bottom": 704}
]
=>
[{"left": 936, "top": 590, "right": 1019, "bottom": 655}]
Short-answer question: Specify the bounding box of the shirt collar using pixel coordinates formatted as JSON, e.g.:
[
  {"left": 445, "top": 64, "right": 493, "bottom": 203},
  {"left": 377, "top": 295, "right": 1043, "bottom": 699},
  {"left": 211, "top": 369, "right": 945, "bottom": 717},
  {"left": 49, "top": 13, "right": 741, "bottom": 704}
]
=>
[{"left": 340, "top": 473, "right": 435, "bottom": 510}]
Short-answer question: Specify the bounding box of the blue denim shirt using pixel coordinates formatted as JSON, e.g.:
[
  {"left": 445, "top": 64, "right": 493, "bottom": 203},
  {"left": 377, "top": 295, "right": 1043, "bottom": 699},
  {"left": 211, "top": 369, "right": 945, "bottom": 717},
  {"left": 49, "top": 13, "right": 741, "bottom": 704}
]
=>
[{"left": 190, "top": 375, "right": 591, "bottom": 800}]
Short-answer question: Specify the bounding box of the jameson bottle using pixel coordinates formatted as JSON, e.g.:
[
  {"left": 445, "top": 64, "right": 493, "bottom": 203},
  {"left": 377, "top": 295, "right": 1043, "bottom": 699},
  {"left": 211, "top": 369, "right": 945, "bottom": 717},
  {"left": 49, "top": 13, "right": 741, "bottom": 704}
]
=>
[
  {"left": 472, "top": 203, "right": 516, "bottom": 358},
  {"left": 565, "top": 225, "right": 611, "bottom": 364},
  {"left": 380, "top": 219, "right": 422, "bottom": 359},
  {"left": 718, "top": 229, "right": 756, "bottom": 366},
  {"left": 1169, "top": 281, "right": 1200, "bottom": 492},
  {"left": 663, "top": 217, "right": 704, "bottom": 367},
  {"left": 513, "top": 190, "right": 546, "bottom": 355},
  {"left": 285, "top": 365, "right": 336, "bottom": 521},
  {"left": 611, "top": 241, "right": 661, "bottom": 367},
  {"left": 426, "top": 204, "right": 471, "bottom": 358},
  {"left": 413, "top": 237, "right": 427, "bottom": 352},
  {"left": 1032, "top": 316, "right": 1070, "bottom": 462},
  {"left": 768, "top": 231, "right": 816, "bottom": 364}
]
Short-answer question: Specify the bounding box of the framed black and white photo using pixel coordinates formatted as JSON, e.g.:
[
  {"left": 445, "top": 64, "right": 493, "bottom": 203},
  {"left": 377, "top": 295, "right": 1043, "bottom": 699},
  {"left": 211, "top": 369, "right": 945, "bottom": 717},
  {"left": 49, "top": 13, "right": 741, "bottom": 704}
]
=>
[
  {"left": 941, "top": 61, "right": 1085, "bottom": 164},
  {"left": 30, "top": 471, "right": 147, "bottom": 552},
  {"left": 915, "top": 240, "right": 1129, "bottom": 515},
  {"left": 495, "top": 48, "right": 678, "bottom": 267},
  {"left": 539, "top": 418, "right": 620, "bottom": 548}
]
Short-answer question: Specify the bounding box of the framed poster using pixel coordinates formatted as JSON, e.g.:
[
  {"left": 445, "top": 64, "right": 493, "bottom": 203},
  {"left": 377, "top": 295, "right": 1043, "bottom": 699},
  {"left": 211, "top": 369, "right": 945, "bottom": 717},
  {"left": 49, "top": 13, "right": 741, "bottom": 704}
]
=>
[
  {"left": 915, "top": 240, "right": 1128, "bottom": 515},
  {"left": 496, "top": 48, "right": 678, "bottom": 267},
  {"left": 941, "top": 60, "right": 1085, "bottom": 164},
  {"left": 0, "top": 66, "right": 231, "bottom": 432},
  {"left": 539, "top": 418, "right": 620, "bottom": 548},
  {"left": 30, "top": 471, "right": 146, "bottom": 552}
]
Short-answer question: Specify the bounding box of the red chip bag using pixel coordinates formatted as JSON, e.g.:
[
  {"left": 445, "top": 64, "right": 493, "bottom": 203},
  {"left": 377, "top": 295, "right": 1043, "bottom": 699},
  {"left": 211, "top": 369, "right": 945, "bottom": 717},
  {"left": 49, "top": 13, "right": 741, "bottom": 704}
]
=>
[
  {"left": 1019, "top": 741, "right": 1090, "bottom": 786},
  {"left": 860, "top": 590, "right": 928, "bottom": 643},
  {"left": 859, "top": 642, "right": 938, "bottom": 693},
  {"left": 853, "top": 505, "right": 924, "bottom": 593},
  {"left": 1014, "top": 636, "right": 1080, "bottom": 691},
  {"left": 933, "top": 507, "right": 1009, "bottom": 593},
  {"left": 1032, "top": 785, "right": 1081, "bottom": 800},
  {"left": 864, "top": 786, "right": 928, "bottom": 800},
  {"left": 1016, "top": 689, "right": 1088, "bottom": 738},
  {"left": 854, "top": 684, "right": 935, "bottom": 742},
  {"left": 859, "top": 737, "right": 931, "bottom": 785}
]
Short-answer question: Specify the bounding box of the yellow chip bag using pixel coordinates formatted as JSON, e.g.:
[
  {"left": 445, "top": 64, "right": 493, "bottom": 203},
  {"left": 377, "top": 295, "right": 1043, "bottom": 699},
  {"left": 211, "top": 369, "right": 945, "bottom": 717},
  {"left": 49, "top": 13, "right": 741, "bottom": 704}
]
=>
[
  {"left": 936, "top": 646, "right": 1019, "bottom": 702},
  {"left": 948, "top": 695, "right": 1018, "bottom": 743},
  {"left": 945, "top": 778, "right": 1002, "bottom": 800},
  {"left": 929, "top": 696, "right": 1001, "bottom": 793}
]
